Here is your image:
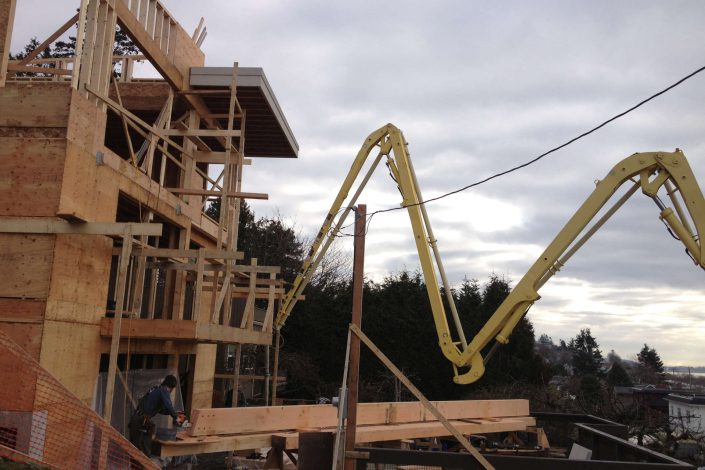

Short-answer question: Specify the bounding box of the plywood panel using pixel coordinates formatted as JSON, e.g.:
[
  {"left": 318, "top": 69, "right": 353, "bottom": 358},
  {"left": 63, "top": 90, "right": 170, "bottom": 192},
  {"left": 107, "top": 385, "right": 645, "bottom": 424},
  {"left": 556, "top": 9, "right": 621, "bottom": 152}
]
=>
[
  {"left": 58, "top": 141, "right": 119, "bottom": 222},
  {"left": 0, "top": 298, "right": 45, "bottom": 322},
  {"left": 170, "top": 26, "right": 205, "bottom": 81},
  {"left": 0, "top": 322, "right": 43, "bottom": 359},
  {"left": 0, "top": 138, "right": 66, "bottom": 216},
  {"left": 39, "top": 320, "right": 101, "bottom": 404},
  {"left": 0, "top": 332, "right": 37, "bottom": 412},
  {"left": 0, "top": 234, "right": 54, "bottom": 298},
  {"left": 66, "top": 88, "right": 106, "bottom": 151},
  {"left": 46, "top": 234, "right": 112, "bottom": 324},
  {"left": 0, "top": 83, "right": 71, "bottom": 127}
]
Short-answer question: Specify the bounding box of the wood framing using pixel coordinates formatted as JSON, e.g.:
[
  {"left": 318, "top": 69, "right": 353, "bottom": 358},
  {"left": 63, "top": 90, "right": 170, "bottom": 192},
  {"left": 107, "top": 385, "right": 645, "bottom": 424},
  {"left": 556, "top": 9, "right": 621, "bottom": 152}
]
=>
[
  {"left": 0, "top": 218, "right": 162, "bottom": 235},
  {"left": 0, "top": 0, "right": 297, "bottom": 428}
]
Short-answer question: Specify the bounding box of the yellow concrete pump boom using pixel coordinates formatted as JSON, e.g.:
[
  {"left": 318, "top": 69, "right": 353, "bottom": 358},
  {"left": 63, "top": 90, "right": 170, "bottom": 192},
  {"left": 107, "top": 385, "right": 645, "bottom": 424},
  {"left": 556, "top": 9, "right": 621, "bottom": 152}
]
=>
[{"left": 276, "top": 123, "right": 705, "bottom": 385}]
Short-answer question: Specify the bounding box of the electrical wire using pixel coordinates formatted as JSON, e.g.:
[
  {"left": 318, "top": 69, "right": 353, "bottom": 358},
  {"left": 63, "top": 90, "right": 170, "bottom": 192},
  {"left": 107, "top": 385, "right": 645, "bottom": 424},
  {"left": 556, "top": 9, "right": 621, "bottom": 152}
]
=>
[{"left": 332, "top": 63, "right": 705, "bottom": 237}]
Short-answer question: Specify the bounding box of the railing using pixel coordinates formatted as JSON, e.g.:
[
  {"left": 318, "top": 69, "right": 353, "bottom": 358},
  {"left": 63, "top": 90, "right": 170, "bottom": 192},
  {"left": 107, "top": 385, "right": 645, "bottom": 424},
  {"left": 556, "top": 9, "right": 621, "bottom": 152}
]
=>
[{"left": 103, "top": 246, "right": 282, "bottom": 343}]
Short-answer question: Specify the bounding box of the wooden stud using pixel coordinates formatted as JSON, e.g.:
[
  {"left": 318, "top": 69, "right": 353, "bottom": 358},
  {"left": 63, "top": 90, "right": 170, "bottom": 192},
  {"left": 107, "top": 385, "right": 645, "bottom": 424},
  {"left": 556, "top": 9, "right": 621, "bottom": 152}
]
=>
[
  {"left": 240, "top": 259, "right": 257, "bottom": 329},
  {"left": 0, "top": 0, "right": 17, "bottom": 87},
  {"left": 72, "top": 0, "right": 89, "bottom": 89},
  {"left": 191, "top": 16, "right": 204, "bottom": 41},
  {"left": 88, "top": 0, "right": 108, "bottom": 98},
  {"left": 104, "top": 228, "right": 134, "bottom": 422},
  {"left": 146, "top": 0, "right": 156, "bottom": 38},
  {"left": 262, "top": 272, "right": 276, "bottom": 333},
  {"left": 111, "top": 77, "right": 137, "bottom": 164},
  {"left": 231, "top": 343, "right": 241, "bottom": 408},
  {"left": 192, "top": 248, "right": 205, "bottom": 321},
  {"left": 272, "top": 328, "right": 281, "bottom": 405},
  {"left": 77, "top": 0, "right": 99, "bottom": 94},
  {"left": 137, "top": 0, "right": 148, "bottom": 27}
]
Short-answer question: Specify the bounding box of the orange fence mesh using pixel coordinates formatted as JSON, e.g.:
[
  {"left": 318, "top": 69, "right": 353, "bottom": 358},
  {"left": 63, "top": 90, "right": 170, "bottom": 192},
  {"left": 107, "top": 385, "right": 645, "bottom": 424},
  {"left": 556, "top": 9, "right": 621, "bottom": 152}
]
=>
[{"left": 0, "top": 329, "right": 157, "bottom": 469}]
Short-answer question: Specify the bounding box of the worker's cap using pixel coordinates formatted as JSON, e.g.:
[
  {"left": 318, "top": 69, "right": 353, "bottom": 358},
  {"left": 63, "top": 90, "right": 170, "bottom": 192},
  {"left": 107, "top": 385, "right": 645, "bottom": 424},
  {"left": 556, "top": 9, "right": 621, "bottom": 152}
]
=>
[{"left": 162, "top": 375, "right": 178, "bottom": 388}]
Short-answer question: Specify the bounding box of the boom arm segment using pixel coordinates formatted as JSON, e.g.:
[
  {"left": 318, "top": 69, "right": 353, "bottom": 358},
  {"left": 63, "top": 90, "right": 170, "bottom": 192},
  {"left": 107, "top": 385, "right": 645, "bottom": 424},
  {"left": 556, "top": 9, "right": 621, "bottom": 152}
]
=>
[
  {"left": 275, "top": 124, "right": 705, "bottom": 386},
  {"left": 456, "top": 150, "right": 705, "bottom": 383},
  {"left": 275, "top": 124, "right": 470, "bottom": 373}
]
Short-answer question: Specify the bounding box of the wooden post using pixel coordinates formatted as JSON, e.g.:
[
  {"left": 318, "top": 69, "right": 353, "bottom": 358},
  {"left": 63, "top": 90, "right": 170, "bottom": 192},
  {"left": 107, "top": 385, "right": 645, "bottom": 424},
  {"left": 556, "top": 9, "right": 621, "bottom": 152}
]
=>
[
  {"left": 349, "top": 323, "right": 494, "bottom": 470},
  {"left": 231, "top": 343, "right": 242, "bottom": 407},
  {"left": 264, "top": 343, "right": 270, "bottom": 406},
  {"left": 104, "top": 228, "right": 133, "bottom": 422},
  {"left": 272, "top": 328, "right": 281, "bottom": 405},
  {"left": 344, "top": 204, "right": 366, "bottom": 470},
  {"left": 0, "top": 0, "right": 17, "bottom": 87}
]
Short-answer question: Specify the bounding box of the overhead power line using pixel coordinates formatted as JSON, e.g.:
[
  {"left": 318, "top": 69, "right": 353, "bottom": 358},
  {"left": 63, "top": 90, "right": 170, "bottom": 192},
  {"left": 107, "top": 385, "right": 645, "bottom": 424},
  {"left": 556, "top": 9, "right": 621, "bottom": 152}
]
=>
[{"left": 348, "top": 63, "right": 705, "bottom": 233}]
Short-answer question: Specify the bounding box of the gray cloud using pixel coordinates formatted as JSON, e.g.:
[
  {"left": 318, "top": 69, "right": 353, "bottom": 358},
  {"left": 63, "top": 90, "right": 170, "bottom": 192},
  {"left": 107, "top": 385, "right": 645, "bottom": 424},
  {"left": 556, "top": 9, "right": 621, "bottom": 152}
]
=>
[{"left": 10, "top": 0, "right": 705, "bottom": 365}]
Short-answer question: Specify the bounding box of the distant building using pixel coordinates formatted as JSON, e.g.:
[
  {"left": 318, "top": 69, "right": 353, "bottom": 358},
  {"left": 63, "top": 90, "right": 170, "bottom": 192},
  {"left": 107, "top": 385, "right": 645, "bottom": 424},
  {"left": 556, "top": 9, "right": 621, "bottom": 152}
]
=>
[{"left": 665, "top": 394, "right": 705, "bottom": 434}]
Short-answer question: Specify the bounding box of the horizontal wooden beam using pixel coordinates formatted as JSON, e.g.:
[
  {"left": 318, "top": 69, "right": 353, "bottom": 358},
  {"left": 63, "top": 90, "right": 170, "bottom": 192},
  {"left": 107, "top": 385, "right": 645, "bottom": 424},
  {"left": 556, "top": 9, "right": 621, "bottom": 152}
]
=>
[
  {"left": 159, "top": 415, "right": 535, "bottom": 457},
  {"left": 7, "top": 64, "right": 72, "bottom": 75},
  {"left": 163, "top": 129, "right": 241, "bottom": 137},
  {"left": 99, "top": 318, "right": 272, "bottom": 345},
  {"left": 213, "top": 373, "right": 286, "bottom": 382},
  {"left": 0, "top": 218, "right": 162, "bottom": 236},
  {"left": 193, "top": 151, "right": 251, "bottom": 165},
  {"left": 163, "top": 188, "right": 268, "bottom": 200},
  {"left": 177, "top": 89, "right": 231, "bottom": 96},
  {"left": 188, "top": 399, "right": 530, "bottom": 437},
  {"left": 113, "top": 247, "right": 244, "bottom": 260}
]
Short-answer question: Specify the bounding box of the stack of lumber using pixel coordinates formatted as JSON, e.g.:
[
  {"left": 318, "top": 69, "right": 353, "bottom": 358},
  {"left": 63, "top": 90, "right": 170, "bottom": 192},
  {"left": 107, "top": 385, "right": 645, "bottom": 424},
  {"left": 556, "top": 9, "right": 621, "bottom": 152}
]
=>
[{"left": 158, "top": 399, "right": 533, "bottom": 457}]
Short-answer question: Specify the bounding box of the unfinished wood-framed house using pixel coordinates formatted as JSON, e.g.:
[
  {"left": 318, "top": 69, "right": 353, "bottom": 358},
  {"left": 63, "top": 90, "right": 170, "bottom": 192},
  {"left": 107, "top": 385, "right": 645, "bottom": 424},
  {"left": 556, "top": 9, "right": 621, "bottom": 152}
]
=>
[{"left": 0, "top": 0, "right": 297, "bottom": 425}]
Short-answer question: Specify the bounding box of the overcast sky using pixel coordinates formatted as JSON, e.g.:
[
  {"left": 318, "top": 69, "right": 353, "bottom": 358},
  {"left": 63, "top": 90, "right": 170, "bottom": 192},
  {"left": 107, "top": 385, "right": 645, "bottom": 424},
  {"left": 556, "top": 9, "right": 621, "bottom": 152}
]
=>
[{"left": 11, "top": 1, "right": 705, "bottom": 367}]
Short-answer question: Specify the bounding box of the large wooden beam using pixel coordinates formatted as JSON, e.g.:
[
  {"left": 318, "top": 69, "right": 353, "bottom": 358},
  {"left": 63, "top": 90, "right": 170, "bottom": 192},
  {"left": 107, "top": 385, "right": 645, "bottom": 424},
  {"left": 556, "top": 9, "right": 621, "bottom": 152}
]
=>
[
  {"left": 0, "top": 0, "right": 17, "bottom": 87},
  {"left": 159, "top": 415, "right": 535, "bottom": 458},
  {"left": 187, "top": 399, "right": 530, "bottom": 437},
  {"left": 0, "top": 218, "right": 162, "bottom": 236}
]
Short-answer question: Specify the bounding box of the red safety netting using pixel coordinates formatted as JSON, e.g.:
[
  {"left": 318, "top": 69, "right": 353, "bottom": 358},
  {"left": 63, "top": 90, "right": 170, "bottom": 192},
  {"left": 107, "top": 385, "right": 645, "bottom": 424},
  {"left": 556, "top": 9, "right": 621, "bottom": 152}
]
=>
[{"left": 0, "top": 329, "right": 157, "bottom": 469}]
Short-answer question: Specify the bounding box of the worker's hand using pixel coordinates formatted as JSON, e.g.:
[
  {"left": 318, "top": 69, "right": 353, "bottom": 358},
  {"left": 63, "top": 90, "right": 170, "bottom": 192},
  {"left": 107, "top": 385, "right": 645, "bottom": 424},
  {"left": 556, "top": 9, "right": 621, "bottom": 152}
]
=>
[{"left": 174, "top": 411, "right": 187, "bottom": 427}]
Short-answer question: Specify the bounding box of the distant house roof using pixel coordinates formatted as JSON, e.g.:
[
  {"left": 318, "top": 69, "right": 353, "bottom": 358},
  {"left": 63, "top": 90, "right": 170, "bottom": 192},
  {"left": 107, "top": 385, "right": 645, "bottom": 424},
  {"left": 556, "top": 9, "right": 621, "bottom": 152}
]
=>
[
  {"left": 190, "top": 67, "right": 299, "bottom": 159},
  {"left": 666, "top": 394, "right": 705, "bottom": 406}
]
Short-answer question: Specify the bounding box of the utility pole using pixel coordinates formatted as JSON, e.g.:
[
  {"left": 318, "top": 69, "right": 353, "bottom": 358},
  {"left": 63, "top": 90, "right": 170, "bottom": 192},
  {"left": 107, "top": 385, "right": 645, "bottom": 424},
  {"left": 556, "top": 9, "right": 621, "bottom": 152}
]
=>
[{"left": 344, "top": 204, "right": 366, "bottom": 470}]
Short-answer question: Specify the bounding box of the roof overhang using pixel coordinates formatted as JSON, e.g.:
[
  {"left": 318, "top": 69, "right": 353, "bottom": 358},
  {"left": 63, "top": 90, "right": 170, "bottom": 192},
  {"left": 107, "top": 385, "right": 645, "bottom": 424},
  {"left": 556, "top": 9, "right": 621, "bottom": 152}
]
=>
[{"left": 190, "top": 67, "right": 298, "bottom": 158}]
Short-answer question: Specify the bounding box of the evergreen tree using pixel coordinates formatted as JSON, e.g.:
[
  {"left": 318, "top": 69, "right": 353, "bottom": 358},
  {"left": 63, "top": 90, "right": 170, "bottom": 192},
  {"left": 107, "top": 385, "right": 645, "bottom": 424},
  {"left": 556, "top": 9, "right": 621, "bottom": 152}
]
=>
[
  {"left": 568, "top": 328, "right": 603, "bottom": 376},
  {"left": 637, "top": 344, "right": 664, "bottom": 373},
  {"left": 606, "top": 361, "right": 633, "bottom": 387},
  {"left": 635, "top": 343, "right": 666, "bottom": 385}
]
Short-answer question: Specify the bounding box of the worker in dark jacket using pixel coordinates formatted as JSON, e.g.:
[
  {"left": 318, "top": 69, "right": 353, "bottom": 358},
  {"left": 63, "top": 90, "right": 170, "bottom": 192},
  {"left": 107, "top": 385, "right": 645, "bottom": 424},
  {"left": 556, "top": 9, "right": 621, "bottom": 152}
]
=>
[{"left": 128, "top": 375, "right": 183, "bottom": 456}]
